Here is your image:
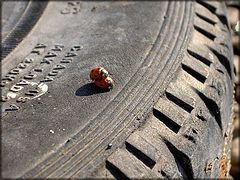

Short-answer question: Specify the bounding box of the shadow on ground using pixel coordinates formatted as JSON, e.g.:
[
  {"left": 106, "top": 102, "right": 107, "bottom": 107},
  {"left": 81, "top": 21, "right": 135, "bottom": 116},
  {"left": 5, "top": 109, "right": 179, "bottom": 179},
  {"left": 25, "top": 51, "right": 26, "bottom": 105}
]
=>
[{"left": 75, "top": 83, "right": 108, "bottom": 96}]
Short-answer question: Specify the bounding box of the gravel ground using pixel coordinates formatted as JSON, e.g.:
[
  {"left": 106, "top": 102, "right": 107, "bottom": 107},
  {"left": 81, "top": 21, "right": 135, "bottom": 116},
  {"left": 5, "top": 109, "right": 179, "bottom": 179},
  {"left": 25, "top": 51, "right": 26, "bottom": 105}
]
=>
[{"left": 226, "top": 2, "right": 240, "bottom": 179}]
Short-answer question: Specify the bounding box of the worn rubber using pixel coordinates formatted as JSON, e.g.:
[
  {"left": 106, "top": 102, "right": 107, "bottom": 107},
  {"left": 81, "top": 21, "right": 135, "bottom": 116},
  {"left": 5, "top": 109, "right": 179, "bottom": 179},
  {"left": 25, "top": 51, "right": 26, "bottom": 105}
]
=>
[
  {"left": 1, "top": 1, "right": 234, "bottom": 179},
  {"left": 1, "top": 1, "right": 47, "bottom": 59},
  {"left": 93, "top": 1, "right": 234, "bottom": 179}
]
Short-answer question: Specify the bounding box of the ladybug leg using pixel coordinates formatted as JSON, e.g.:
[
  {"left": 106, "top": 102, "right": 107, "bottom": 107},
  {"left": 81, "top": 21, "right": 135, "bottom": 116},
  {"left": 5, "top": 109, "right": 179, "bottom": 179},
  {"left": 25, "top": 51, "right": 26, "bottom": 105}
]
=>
[
  {"left": 108, "top": 82, "right": 113, "bottom": 89},
  {"left": 107, "top": 79, "right": 114, "bottom": 90}
]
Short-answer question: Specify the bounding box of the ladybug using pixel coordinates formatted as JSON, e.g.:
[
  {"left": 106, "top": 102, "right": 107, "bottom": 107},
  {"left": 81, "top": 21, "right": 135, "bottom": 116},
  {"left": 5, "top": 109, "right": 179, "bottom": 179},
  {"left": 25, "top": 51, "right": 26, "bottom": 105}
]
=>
[
  {"left": 95, "top": 76, "right": 114, "bottom": 89},
  {"left": 90, "top": 67, "right": 109, "bottom": 81}
]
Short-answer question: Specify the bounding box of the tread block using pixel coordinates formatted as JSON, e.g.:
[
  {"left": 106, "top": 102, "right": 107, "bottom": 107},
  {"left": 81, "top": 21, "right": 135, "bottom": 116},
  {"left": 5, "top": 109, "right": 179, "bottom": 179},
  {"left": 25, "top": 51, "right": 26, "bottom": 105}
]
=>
[
  {"left": 167, "top": 80, "right": 196, "bottom": 109},
  {"left": 196, "top": 0, "right": 216, "bottom": 13},
  {"left": 216, "top": 13, "right": 230, "bottom": 31},
  {"left": 126, "top": 132, "right": 160, "bottom": 167},
  {"left": 165, "top": 91, "right": 194, "bottom": 113},
  {"left": 187, "top": 44, "right": 215, "bottom": 64},
  {"left": 178, "top": 70, "right": 205, "bottom": 91},
  {"left": 106, "top": 149, "right": 157, "bottom": 179},
  {"left": 182, "top": 55, "right": 209, "bottom": 83},
  {"left": 193, "top": 24, "right": 216, "bottom": 41},
  {"left": 129, "top": 129, "right": 183, "bottom": 178},
  {"left": 162, "top": 137, "right": 194, "bottom": 179},
  {"left": 194, "top": 89, "right": 222, "bottom": 131},
  {"left": 136, "top": 126, "right": 176, "bottom": 161},
  {"left": 153, "top": 108, "right": 181, "bottom": 133},
  {"left": 106, "top": 161, "right": 130, "bottom": 180},
  {"left": 194, "top": 14, "right": 218, "bottom": 38},
  {"left": 195, "top": 3, "right": 218, "bottom": 25},
  {"left": 190, "top": 28, "right": 214, "bottom": 48},
  {"left": 125, "top": 142, "right": 155, "bottom": 169},
  {"left": 181, "top": 63, "right": 206, "bottom": 83},
  {"left": 208, "top": 47, "right": 232, "bottom": 79},
  {"left": 187, "top": 49, "right": 212, "bottom": 66},
  {"left": 166, "top": 76, "right": 198, "bottom": 102},
  {"left": 153, "top": 98, "right": 191, "bottom": 133},
  {"left": 194, "top": 13, "right": 216, "bottom": 32},
  {"left": 195, "top": 13, "right": 216, "bottom": 26}
]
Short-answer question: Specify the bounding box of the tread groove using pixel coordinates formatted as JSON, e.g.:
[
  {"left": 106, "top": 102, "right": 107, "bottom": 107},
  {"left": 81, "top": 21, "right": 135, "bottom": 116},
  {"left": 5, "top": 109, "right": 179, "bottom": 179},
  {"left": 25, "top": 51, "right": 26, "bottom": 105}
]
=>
[
  {"left": 181, "top": 63, "right": 207, "bottom": 83},
  {"left": 195, "top": 12, "right": 217, "bottom": 25},
  {"left": 217, "top": 14, "right": 230, "bottom": 30},
  {"left": 194, "top": 89, "right": 223, "bottom": 131},
  {"left": 106, "top": 161, "right": 130, "bottom": 180},
  {"left": 193, "top": 25, "right": 216, "bottom": 41},
  {"left": 162, "top": 137, "right": 194, "bottom": 179},
  {"left": 165, "top": 92, "right": 194, "bottom": 113},
  {"left": 208, "top": 47, "right": 232, "bottom": 79},
  {"left": 125, "top": 142, "right": 156, "bottom": 169},
  {"left": 153, "top": 108, "right": 181, "bottom": 133},
  {"left": 197, "top": 114, "right": 207, "bottom": 121},
  {"left": 187, "top": 49, "right": 212, "bottom": 66}
]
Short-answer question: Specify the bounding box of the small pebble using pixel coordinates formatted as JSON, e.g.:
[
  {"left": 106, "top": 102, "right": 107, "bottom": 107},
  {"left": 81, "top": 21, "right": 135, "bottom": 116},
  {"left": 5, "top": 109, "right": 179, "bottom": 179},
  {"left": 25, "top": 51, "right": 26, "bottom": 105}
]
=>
[
  {"left": 106, "top": 143, "right": 112, "bottom": 150},
  {"left": 50, "top": 130, "right": 54, "bottom": 134}
]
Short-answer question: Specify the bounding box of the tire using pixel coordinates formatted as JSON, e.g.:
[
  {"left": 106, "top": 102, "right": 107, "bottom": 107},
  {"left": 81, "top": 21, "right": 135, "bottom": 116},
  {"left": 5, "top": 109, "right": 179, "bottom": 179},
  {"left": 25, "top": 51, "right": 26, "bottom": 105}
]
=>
[{"left": 1, "top": 1, "right": 234, "bottom": 179}]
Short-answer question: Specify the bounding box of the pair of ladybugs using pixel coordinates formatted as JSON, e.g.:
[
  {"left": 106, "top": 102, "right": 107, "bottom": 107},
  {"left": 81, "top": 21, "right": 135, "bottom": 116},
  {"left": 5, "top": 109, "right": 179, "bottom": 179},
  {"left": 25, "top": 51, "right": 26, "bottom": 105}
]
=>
[{"left": 90, "top": 67, "right": 114, "bottom": 90}]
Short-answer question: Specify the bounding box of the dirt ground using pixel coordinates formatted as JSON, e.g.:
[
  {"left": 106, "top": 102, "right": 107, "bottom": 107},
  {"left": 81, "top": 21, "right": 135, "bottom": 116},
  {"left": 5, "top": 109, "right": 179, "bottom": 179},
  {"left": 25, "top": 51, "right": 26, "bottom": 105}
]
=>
[{"left": 227, "top": 2, "right": 240, "bottom": 179}]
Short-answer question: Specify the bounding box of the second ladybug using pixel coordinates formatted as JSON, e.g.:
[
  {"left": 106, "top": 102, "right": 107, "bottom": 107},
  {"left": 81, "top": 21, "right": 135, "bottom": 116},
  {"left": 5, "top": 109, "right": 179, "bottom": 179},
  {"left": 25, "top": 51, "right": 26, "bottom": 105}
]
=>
[{"left": 95, "top": 76, "right": 114, "bottom": 89}]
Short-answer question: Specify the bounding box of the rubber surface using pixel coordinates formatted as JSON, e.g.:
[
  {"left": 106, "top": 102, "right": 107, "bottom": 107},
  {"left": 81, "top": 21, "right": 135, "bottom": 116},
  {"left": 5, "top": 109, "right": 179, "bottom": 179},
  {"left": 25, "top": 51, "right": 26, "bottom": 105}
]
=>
[
  {"left": 2, "top": 1, "right": 29, "bottom": 40},
  {"left": 1, "top": 1, "right": 47, "bottom": 59},
  {"left": 1, "top": 1, "right": 234, "bottom": 179}
]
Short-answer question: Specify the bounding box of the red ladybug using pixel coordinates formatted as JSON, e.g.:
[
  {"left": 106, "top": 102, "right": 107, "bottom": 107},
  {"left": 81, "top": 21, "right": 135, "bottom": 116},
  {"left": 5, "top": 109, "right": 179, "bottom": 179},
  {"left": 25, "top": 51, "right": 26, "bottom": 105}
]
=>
[
  {"left": 90, "top": 67, "right": 108, "bottom": 81},
  {"left": 95, "top": 76, "right": 114, "bottom": 89}
]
